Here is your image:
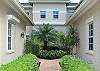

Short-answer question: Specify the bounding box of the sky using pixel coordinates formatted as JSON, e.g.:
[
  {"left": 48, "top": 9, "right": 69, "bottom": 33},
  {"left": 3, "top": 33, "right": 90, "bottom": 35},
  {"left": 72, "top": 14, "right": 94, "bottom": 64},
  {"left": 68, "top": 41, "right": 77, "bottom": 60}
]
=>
[
  {"left": 19, "top": 0, "right": 80, "bottom": 3},
  {"left": 70, "top": 0, "right": 80, "bottom": 3}
]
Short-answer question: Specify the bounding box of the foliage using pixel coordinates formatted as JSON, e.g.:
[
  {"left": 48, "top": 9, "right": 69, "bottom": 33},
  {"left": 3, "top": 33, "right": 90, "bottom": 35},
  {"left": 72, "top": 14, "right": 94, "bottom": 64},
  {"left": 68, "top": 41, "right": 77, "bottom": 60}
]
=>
[
  {"left": 0, "top": 54, "right": 39, "bottom": 71},
  {"left": 31, "top": 33, "right": 43, "bottom": 49},
  {"left": 24, "top": 37, "right": 33, "bottom": 54},
  {"left": 65, "top": 25, "right": 79, "bottom": 54},
  {"left": 25, "top": 24, "right": 79, "bottom": 56},
  {"left": 38, "top": 50, "right": 66, "bottom": 59},
  {"left": 24, "top": 36, "right": 40, "bottom": 56},
  {"left": 60, "top": 55, "right": 97, "bottom": 71},
  {"left": 66, "top": 25, "right": 79, "bottom": 48},
  {"left": 32, "top": 23, "right": 58, "bottom": 50},
  {"left": 56, "top": 32, "right": 66, "bottom": 47}
]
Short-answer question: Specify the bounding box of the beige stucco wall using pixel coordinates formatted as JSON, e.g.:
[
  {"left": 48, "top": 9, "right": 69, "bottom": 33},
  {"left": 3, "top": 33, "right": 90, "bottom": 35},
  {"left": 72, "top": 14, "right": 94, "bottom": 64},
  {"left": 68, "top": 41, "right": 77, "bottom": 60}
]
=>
[
  {"left": 0, "top": 1, "right": 26, "bottom": 64},
  {"left": 33, "top": 3, "right": 67, "bottom": 25},
  {"left": 72, "top": 2, "right": 100, "bottom": 71},
  {"left": 0, "top": 12, "right": 1, "bottom": 65},
  {"left": 0, "top": 1, "right": 8, "bottom": 65}
]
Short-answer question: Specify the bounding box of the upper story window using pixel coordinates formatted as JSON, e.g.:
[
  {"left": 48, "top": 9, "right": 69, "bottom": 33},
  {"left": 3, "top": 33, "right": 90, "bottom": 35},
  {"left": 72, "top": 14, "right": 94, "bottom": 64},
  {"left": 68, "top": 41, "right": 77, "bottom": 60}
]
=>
[
  {"left": 53, "top": 11, "right": 59, "bottom": 19},
  {"left": 88, "top": 21, "right": 93, "bottom": 51},
  {"left": 40, "top": 11, "right": 46, "bottom": 18}
]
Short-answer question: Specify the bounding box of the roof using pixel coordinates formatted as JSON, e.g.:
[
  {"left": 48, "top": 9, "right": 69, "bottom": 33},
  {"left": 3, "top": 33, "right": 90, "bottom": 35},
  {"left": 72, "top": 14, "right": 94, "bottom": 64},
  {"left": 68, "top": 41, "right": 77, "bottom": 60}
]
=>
[
  {"left": 4, "top": 0, "right": 34, "bottom": 26},
  {"left": 65, "top": 0, "right": 99, "bottom": 25},
  {"left": 29, "top": 0, "right": 70, "bottom": 3}
]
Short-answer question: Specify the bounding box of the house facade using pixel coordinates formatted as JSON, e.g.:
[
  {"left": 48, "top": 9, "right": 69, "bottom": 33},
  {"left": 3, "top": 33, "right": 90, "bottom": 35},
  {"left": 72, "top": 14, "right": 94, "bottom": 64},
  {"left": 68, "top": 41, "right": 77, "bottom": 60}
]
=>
[
  {"left": 0, "top": 0, "right": 33, "bottom": 65},
  {"left": 66, "top": 0, "right": 100, "bottom": 70},
  {"left": 26, "top": 0, "right": 70, "bottom": 34}
]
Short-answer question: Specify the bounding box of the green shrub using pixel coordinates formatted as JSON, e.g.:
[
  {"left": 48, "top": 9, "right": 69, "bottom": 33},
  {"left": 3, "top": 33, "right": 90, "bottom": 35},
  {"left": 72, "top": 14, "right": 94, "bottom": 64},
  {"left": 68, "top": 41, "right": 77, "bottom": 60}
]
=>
[
  {"left": 60, "top": 55, "right": 97, "bottom": 71},
  {"left": 0, "top": 54, "right": 39, "bottom": 71},
  {"left": 38, "top": 50, "right": 66, "bottom": 59},
  {"left": 24, "top": 38, "right": 33, "bottom": 54},
  {"left": 24, "top": 37, "right": 40, "bottom": 56}
]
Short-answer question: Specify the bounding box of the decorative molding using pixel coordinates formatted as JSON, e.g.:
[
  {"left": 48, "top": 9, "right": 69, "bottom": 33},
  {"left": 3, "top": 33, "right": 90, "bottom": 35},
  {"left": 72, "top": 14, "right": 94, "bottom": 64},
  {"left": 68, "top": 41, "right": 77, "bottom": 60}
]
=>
[
  {"left": 8, "top": 15, "right": 20, "bottom": 23},
  {"left": 86, "top": 16, "right": 93, "bottom": 24}
]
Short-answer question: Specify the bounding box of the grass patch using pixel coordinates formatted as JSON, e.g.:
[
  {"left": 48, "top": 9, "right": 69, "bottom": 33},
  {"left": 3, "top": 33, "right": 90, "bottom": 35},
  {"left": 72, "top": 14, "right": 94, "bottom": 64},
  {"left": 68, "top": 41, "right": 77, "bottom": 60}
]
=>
[
  {"left": 60, "top": 55, "right": 97, "bottom": 71},
  {"left": 0, "top": 54, "right": 39, "bottom": 71}
]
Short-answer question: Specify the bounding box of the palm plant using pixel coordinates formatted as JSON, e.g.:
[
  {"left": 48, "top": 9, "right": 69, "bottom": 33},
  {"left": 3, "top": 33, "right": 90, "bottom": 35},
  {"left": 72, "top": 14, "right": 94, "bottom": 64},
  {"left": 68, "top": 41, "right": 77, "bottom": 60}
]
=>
[
  {"left": 65, "top": 25, "right": 79, "bottom": 54},
  {"left": 32, "top": 23, "right": 57, "bottom": 50}
]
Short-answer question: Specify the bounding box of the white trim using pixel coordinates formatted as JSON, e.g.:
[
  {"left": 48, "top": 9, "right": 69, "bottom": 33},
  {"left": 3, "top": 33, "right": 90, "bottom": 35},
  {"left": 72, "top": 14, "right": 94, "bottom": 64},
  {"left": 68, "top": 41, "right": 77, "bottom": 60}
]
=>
[
  {"left": 6, "top": 50, "right": 15, "bottom": 54},
  {"left": 6, "top": 15, "right": 19, "bottom": 54},
  {"left": 85, "top": 16, "right": 94, "bottom": 55},
  {"left": 8, "top": 15, "right": 20, "bottom": 23},
  {"left": 86, "top": 16, "right": 93, "bottom": 24},
  {"left": 85, "top": 50, "right": 95, "bottom": 56},
  {"left": 30, "top": 0, "right": 69, "bottom": 3}
]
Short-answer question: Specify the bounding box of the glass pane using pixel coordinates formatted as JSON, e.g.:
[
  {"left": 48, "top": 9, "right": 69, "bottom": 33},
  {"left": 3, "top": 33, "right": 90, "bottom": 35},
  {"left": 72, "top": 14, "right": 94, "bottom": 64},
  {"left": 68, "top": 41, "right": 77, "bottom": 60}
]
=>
[
  {"left": 53, "top": 11, "right": 59, "bottom": 14},
  {"left": 8, "top": 37, "right": 11, "bottom": 50},
  {"left": 8, "top": 23, "right": 11, "bottom": 36},
  {"left": 8, "top": 29, "right": 11, "bottom": 36},
  {"left": 89, "top": 37, "right": 93, "bottom": 43},
  {"left": 89, "top": 24, "right": 91, "bottom": 30},
  {"left": 91, "top": 23, "right": 93, "bottom": 29},
  {"left": 41, "top": 15, "right": 46, "bottom": 18},
  {"left": 53, "top": 15, "right": 58, "bottom": 18},
  {"left": 89, "top": 30, "right": 91, "bottom": 36},
  {"left": 89, "top": 44, "right": 93, "bottom": 50},
  {"left": 40, "top": 11, "right": 46, "bottom": 15},
  {"left": 91, "top": 30, "right": 93, "bottom": 36}
]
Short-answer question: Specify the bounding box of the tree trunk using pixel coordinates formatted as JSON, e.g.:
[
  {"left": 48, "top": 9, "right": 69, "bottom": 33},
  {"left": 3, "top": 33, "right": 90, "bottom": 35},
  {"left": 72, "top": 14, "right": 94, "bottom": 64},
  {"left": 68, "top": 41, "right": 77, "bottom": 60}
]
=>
[{"left": 43, "top": 41, "right": 48, "bottom": 50}]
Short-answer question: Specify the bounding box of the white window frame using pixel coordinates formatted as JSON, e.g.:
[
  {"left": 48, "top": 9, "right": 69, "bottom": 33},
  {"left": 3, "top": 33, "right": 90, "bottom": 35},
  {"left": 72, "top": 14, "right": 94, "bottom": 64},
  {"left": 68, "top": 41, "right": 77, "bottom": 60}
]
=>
[
  {"left": 40, "top": 11, "right": 46, "bottom": 19},
  {"left": 8, "top": 20, "right": 12, "bottom": 51},
  {"left": 6, "top": 15, "right": 20, "bottom": 54},
  {"left": 88, "top": 21, "right": 93, "bottom": 51},
  {"left": 53, "top": 11, "right": 59, "bottom": 19},
  {"left": 85, "top": 16, "right": 94, "bottom": 55}
]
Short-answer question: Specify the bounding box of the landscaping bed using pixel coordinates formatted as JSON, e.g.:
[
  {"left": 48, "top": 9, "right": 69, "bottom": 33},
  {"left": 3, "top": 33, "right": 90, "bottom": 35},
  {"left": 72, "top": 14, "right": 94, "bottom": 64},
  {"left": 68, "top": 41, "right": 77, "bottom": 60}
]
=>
[
  {"left": 0, "top": 54, "right": 39, "bottom": 71},
  {"left": 60, "top": 55, "right": 97, "bottom": 71},
  {"left": 38, "top": 50, "right": 66, "bottom": 59}
]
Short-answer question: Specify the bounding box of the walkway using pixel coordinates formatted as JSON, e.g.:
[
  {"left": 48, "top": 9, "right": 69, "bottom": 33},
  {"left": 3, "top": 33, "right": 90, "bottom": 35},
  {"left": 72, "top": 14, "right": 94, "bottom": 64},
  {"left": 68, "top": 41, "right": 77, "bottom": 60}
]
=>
[{"left": 39, "top": 59, "right": 61, "bottom": 71}]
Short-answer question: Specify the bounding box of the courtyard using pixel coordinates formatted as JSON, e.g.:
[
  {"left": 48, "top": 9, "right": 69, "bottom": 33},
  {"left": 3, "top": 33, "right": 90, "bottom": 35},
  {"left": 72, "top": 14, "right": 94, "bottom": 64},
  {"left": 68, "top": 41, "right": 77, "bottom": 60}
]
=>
[{"left": 0, "top": 0, "right": 100, "bottom": 71}]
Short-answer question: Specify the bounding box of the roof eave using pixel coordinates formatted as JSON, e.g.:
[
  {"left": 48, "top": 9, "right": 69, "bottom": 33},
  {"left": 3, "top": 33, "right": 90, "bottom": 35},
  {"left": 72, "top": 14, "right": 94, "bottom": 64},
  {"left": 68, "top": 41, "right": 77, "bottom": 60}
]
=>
[
  {"left": 65, "top": 0, "right": 99, "bottom": 25},
  {"left": 5, "top": 0, "right": 34, "bottom": 26},
  {"left": 29, "top": 1, "right": 70, "bottom": 3}
]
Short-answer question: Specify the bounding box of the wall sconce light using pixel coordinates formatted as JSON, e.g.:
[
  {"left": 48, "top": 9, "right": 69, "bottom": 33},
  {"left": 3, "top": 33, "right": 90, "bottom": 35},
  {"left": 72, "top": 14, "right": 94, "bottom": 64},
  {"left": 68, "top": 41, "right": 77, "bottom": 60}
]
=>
[{"left": 21, "top": 32, "right": 24, "bottom": 38}]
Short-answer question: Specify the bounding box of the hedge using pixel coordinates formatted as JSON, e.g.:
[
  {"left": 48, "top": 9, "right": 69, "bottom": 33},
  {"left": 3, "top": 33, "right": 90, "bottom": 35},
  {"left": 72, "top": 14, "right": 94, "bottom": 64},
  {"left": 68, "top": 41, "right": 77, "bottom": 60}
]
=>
[
  {"left": 60, "top": 55, "right": 97, "bottom": 71},
  {"left": 0, "top": 54, "right": 39, "bottom": 71},
  {"left": 38, "top": 50, "right": 66, "bottom": 59}
]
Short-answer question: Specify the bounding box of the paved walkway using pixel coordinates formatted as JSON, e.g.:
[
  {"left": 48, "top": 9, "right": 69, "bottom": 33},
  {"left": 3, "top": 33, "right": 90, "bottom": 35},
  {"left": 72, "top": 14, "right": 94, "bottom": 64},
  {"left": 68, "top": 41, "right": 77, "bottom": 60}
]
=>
[{"left": 39, "top": 59, "right": 61, "bottom": 71}]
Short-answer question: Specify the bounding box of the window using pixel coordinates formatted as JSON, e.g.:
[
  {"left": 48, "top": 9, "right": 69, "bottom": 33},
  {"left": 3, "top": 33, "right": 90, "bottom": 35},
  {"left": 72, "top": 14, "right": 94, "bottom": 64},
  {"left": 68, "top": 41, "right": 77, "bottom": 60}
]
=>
[
  {"left": 8, "top": 20, "right": 16, "bottom": 51},
  {"left": 53, "top": 11, "right": 59, "bottom": 19},
  {"left": 40, "top": 11, "right": 46, "bottom": 18},
  {"left": 8, "top": 21, "right": 12, "bottom": 50},
  {"left": 88, "top": 21, "right": 93, "bottom": 50}
]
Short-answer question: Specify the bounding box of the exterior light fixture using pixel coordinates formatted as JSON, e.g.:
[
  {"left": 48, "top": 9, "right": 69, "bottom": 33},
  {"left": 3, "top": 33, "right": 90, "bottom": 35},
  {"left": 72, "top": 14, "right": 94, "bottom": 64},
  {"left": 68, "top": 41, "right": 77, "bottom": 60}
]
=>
[{"left": 21, "top": 32, "right": 24, "bottom": 38}]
